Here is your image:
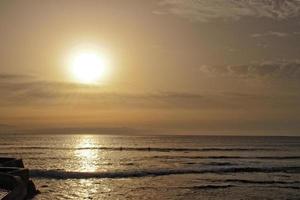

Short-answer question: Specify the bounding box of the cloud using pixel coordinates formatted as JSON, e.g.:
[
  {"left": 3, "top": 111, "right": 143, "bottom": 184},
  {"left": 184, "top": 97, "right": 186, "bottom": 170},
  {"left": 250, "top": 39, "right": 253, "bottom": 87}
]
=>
[
  {"left": 0, "top": 75, "right": 209, "bottom": 108},
  {"left": 0, "top": 73, "right": 34, "bottom": 81},
  {"left": 0, "top": 71, "right": 299, "bottom": 112},
  {"left": 1, "top": 72, "right": 300, "bottom": 134},
  {"left": 251, "top": 31, "right": 289, "bottom": 37},
  {"left": 156, "top": 0, "right": 300, "bottom": 22},
  {"left": 199, "top": 60, "right": 300, "bottom": 79},
  {"left": 0, "top": 124, "right": 13, "bottom": 128}
]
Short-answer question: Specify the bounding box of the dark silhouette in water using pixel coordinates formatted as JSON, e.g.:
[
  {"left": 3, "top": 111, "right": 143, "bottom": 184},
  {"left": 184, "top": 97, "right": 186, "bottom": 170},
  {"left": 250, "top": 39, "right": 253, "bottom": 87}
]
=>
[{"left": 0, "top": 157, "right": 39, "bottom": 199}]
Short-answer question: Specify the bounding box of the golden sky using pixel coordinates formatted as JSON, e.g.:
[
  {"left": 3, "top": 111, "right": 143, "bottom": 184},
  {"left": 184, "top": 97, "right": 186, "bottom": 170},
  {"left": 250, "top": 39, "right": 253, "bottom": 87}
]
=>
[{"left": 0, "top": 0, "right": 300, "bottom": 135}]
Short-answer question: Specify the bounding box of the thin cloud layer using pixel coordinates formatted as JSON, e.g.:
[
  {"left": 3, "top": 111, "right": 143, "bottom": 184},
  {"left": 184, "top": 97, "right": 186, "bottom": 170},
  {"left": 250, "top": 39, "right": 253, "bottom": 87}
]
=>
[
  {"left": 200, "top": 60, "right": 300, "bottom": 79},
  {"left": 156, "top": 0, "right": 300, "bottom": 22},
  {"left": 0, "top": 73, "right": 34, "bottom": 81},
  {"left": 0, "top": 70, "right": 299, "bottom": 110},
  {"left": 0, "top": 75, "right": 207, "bottom": 108},
  {"left": 1, "top": 72, "right": 299, "bottom": 134},
  {"left": 251, "top": 31, "right": 289, "bottom": 37}
]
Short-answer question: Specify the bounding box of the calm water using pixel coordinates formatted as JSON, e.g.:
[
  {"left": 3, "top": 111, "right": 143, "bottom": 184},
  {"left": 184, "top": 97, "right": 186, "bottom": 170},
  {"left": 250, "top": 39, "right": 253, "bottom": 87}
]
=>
[{"left": 0, "top": 134, "right": 300, "bottom": 200}]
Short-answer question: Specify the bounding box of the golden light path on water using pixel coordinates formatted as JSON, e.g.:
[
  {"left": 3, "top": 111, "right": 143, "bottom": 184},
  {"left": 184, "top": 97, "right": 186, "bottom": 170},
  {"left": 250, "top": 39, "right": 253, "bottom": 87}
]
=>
[
  {"left": 73, "top": 135, "right": 113, "bottom": 199},
  {"left": 74, "top": 135, "right": 99, "bottom": 172}
]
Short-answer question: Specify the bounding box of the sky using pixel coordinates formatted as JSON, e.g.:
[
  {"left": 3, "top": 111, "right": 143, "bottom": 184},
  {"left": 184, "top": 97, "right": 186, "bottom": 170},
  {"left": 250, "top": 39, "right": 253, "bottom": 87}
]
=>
[{"left": 0, "top": 0, "right": 300, "bottom": 135}]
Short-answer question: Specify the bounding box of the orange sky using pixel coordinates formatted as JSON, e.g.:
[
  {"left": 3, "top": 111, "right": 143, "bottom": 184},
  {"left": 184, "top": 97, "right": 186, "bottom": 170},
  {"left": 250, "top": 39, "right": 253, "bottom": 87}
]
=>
[{"left": 0, "top": 0, "right": 300, "bottom": 135}]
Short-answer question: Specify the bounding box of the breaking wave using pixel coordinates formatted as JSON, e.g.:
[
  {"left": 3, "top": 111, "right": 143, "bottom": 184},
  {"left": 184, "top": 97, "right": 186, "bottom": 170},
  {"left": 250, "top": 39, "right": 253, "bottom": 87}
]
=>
[
  {"left": 186, "top": 185, "right": 234, "bottom": 190},
  {"left": 30, "top": 166, "right": 300, "bottom": 179},
  {"left": 153, "top": 155, "right": 300, "bottom": 160},
  {"left": 206, "top": 179, "right": 300, "bottom": 185}
]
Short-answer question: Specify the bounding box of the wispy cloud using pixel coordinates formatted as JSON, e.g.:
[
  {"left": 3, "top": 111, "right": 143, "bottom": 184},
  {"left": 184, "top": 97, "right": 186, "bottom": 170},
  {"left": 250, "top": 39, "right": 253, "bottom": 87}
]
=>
[
  {"left": 0, "top": 75, "right": 209, "bottom": 108},
  {"left": 1, "top": 72, "right": 299, "bottom": 134},
  {"left": 0, "top": 73, "right": 34, "bottom": 81},
  {"left": 251, "top": 31, "right": 289, "bottom": 38},
  {"left": 156, "top": 0, "right": 300, "bottom": 22},
  {"left": 0, "top": 69, "right": 299, "bottom": 111},
  {"left": 200, "top": 60, "right": 300, "bottom": 79}
]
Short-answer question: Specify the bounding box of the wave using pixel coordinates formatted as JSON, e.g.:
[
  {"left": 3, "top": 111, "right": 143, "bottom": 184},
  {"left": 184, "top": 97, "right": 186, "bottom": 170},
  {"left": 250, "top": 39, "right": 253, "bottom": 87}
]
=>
[
  {"left": 153, "top": 155, "right": 300, "bottom": 160},
  {"left": 0, "top": 152, "right": 45, "bottom": 156},
  {"left": 278, "top": 186, "right": 300, "bottom": 189},
  {"left": 186, "top": 185, "right": 234, "bottom": 190},
  {"left": 184, "top": 184, "right": 300, "bottom": 190},
  {"left": 204, "top": 162, "right": 235, "bottom": 166},
  {"left": 0, "top": 146, "right": 279, "bottom": 152},
  {"left": 206, "top": 179, "right": 300, "bottom": 185},
  {"left": 29, "top": 166, "right": 300, "bottom": 179}
]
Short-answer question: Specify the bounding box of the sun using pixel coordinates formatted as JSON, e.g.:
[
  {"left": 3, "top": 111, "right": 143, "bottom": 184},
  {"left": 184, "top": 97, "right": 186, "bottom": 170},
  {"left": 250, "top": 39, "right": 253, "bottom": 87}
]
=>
[{"left": 69, "top": 50, "right": 108, "bottom": 84}]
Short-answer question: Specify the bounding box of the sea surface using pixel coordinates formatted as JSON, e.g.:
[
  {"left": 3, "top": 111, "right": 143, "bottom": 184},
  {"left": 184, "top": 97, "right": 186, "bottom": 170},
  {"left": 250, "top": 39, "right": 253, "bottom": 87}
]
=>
[{"left": 0, "top": 134, "right": 300, "bottom": 200}]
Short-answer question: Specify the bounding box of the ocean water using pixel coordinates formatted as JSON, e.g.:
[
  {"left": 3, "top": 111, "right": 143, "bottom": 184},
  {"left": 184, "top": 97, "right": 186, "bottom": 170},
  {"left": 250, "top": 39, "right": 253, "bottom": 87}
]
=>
[{"left": 0, "top": 134, "right": 300, "bottom": 200}]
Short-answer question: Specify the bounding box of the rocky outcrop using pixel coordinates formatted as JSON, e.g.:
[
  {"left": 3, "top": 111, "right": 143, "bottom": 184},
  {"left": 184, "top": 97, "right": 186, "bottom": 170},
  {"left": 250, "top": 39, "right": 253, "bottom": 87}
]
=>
[{"left": 0, "top": 158, "right": 39, "bottom": 200}]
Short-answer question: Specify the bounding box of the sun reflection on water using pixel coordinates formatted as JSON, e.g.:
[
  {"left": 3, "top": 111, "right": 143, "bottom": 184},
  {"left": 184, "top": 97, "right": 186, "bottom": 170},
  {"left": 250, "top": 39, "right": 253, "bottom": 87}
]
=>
[{"left": 74, "top": 135, "right": 99, "bottom": 172}]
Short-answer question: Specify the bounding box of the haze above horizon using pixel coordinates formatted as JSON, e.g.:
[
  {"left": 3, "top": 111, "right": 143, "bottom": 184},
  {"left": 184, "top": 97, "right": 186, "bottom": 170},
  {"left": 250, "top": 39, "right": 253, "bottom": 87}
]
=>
[{"left": 0, "top": 0, "right": 300, "bottom": 135}]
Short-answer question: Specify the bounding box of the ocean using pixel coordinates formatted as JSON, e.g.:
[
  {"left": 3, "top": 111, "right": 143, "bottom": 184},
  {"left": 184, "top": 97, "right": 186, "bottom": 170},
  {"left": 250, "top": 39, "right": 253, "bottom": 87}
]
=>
[{"left": 0, "top": 134, "right": 300, "bottom": 200}]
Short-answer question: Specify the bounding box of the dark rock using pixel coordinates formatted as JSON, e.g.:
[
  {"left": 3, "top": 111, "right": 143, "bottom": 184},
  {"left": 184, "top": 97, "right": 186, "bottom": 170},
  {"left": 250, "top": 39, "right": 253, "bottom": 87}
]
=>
[{"left": 0, "top": 157, "right": 39, "bottom": 200}]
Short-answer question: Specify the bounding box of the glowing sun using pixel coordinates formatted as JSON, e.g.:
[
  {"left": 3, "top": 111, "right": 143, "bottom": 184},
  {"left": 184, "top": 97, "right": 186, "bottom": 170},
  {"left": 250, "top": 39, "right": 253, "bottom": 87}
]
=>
[{"left": 69, "top": 50, "right": 108, "bottom": 84}]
